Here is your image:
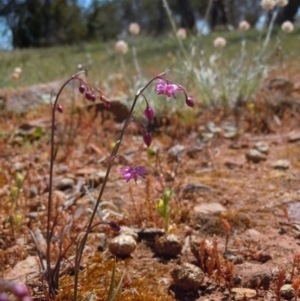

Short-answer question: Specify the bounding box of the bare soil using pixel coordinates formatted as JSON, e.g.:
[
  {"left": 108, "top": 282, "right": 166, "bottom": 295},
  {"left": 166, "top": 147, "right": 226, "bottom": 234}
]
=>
[{"left": 1, "top": 71, "right": 300, "bottom": 301}]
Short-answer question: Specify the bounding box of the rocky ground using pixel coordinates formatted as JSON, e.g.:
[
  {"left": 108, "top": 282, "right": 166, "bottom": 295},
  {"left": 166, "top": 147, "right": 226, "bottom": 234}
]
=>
[{"left": 1, "top": 74, "right": 300, "bottom": 301}]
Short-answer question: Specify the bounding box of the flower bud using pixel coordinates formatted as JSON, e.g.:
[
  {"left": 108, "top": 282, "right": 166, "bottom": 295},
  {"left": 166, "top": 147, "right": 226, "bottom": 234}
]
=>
[
  {"left": 107, "top": 221, "right": 121, "bottom": 232},
  {"left": 57, "top": 105, "right": 63, "bottom": 113},
  {"left": 85, "top": 92, "right": 96, "bottom": 102},
  {"left": 144, "top": 106, "right": 154, "bottom": 121},
  {"left": 143, "top": 132, "right": 152, "bottom": 147},
  {"left": 185, "top": 96, "right": 194, "bottom": 108},
  {"left": 79, "top": 84, "right": 85, "bottom": 94}
]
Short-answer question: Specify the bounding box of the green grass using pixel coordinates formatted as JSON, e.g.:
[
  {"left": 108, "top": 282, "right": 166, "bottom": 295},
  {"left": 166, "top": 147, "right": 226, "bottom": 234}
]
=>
[{"left": 0, "top": 26, "right": 299, "bottom": 90}]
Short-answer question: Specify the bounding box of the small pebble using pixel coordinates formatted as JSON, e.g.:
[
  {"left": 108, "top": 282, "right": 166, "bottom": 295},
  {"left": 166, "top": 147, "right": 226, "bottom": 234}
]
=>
[
  {"left": 246, "top": 149, "right": 267, "bottom": 163},
  {"left": 280, "top": 284, "right": 294, "bottom": 299},
  {"left": 171, "top": 263, "right": 204, "bottom": 291},
  {"left": 154, "top": 234, "right": 182, "bottom": 257},
  {"left": 254, "top": 142, "right": 269, "bottom": 154},
  {"left": 109, "top": 235, "right": 136, "bottom": 257},
  {"left": 271, "top": 159, "right": 290, "bottom": 170}
]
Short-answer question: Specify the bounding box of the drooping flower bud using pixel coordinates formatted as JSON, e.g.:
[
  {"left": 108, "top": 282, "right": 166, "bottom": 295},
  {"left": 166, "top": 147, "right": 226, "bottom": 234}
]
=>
[
  {"left": 185, "top": 96, "right": 194, "bottom": 108},
  {"left": 107, "top": 221, "right": 121, "bottom": 232},
  {"left": 57, "top": 104, "right": 63, "bottom": 113},
  {"left": 143, "top": 132, "right": 152, "bottom": 147},
  {"left": 85, "top": 92, "right": 96, "bottom": 102},
  {"left": 79, "top": 84, "right": 85, "bottom": 94},
  {"left": 144, "top": 106, "right": 154, "bottom": 121}
]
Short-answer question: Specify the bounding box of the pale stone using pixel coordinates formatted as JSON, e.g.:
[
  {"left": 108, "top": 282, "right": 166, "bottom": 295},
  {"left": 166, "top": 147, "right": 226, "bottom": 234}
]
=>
[
  {"left": 231, "top": 288, "right": 256, "bottom": 300},
  {"left": 109, "top": 235, "right": 136, "bottom": 256},
  {"left": 171, "top": 263, "right": 204, "bottom": 291}
]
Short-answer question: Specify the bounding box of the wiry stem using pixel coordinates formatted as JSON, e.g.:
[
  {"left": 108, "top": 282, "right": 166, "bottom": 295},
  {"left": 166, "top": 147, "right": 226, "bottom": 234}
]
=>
[
  {"left": 46, "top": 71, "right": 84, "bottom": 299},
  {"left": 73, "top": 74, "right": 164, "bottom": 300}
]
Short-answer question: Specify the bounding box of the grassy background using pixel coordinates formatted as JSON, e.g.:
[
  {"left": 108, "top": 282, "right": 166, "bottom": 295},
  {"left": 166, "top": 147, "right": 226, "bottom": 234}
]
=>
[{"left": 1, "top": 27, "right": 299, "bottom": 90}]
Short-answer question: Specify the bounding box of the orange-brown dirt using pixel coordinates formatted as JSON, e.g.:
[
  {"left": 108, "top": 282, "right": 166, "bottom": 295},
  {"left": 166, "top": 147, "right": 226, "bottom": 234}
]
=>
[{"left": 1, "top": 69, "right": 300, "bottom": 301}]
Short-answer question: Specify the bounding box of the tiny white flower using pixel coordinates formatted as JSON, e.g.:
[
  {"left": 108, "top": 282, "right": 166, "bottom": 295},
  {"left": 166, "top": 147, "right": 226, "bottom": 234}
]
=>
[
  {"left": 261, "top": 0, "right": 276, "bottom": 10},
  {"left": 276, "top": 0, "right": 288, "bottom": 7},
  {"left": 176, "top": 28, "right": 187, "bottom": 39},
  {"left": 281, "top": 21, "right": 294, "bottom": 33},
  {"left": 129, "top": 23, "right": 140, "bottom": 35},
  {"left": 239, "top": 21, "right": 250, "bottom": 31},
  {"left": 213, "top": 37, "right": 226, "bottom": 48},
  {"left": 115, "top": 40, "right": 128, "bottom": 54}
]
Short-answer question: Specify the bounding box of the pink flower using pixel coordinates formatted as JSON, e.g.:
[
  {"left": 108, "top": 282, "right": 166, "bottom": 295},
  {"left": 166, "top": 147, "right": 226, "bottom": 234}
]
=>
[
  {"left": 120, "top": 166, "right": 148, "bottom": 183},
  {"left": 155, "top": 79, "right": 183, "bottom": 98}
]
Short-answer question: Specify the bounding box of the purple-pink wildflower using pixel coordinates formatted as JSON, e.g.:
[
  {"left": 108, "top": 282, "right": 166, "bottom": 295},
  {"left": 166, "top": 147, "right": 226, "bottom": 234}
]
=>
[
  {"left": 120, "top": 166, "right": 147, "bottom": 183},
  {"left": 144, "top": 106, "right": 154, "bottom": 121},
  {"left": 12, "top": 284, "right": 29, "bottom": 299},
  {"left": 155, "top": 79, "right": 183, "bottom": 98}
]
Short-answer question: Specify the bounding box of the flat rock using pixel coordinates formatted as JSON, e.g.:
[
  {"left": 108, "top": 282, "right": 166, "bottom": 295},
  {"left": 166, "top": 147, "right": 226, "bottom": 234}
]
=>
[
  {"left": 5, "top": 256, "right": 42, "bottom": 283},
  {"left": 288, "top": 131, "right": 300, "bottom": 142},
  {"left": 254, "top": 142, "right": 269, "bottom": 154},
  {"left": 194, "top": 202, "right": 226, "bottom": 215},
  {"left": 271, "top": 159, "right": 290, "bottom": 170},
  {"left": 231, "top": 288, "right": 256, "bottom": 300},
  {"left": 246, "top": 149, "right": 267, "bottom": 163}
]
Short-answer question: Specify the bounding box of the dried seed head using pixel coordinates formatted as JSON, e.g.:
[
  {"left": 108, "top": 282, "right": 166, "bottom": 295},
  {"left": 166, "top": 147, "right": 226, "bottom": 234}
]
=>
[
  {"left": 261, "top": 0, "right": 276, "bottom": 10},
  {"left": 276, "top": 0, "right": 288, "bottom": 7},
  {"left": 213, "top": 37, "right": 226, "bottom": 48},
  {"left": 239, "top": 20, "right": 250, "bottom": 31},
  {"left": 115, "top": 40, "right": 128, "bottom": 54},
  {"left": 281, "top": 21, "right": 294, "bottom": 33},
  {"left": 129, "top": 23, "right": 140, "bottom": 35},
  {"left": 176, "top": 28, "right": 187, "bottom": 39}
]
